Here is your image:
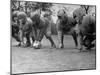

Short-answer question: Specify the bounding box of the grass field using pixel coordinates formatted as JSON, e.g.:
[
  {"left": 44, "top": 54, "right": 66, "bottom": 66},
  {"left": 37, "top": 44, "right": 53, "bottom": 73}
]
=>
[{"left": 11, "top": 35, "right": 96, "bottom": 74}]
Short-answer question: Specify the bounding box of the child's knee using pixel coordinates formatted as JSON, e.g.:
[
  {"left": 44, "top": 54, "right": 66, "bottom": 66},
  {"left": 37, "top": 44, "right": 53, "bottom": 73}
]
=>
[{"left": 46, "top": 31, "right": 51, "bottom": 37}]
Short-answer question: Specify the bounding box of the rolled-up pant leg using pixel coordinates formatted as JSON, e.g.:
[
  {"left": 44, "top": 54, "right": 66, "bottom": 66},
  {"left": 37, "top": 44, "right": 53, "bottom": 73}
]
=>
[{"left": 58, "top": 30, "right": 64, "bottom": 48}]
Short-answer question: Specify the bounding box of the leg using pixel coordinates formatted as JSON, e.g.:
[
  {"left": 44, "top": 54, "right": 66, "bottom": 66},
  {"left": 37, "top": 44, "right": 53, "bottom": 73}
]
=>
[
  {"left": 13, "top": 33, "right": 20, "bottom": 42},
  {"left": 58, "top": 31, "right": 64, "bottom": 48},
  {"left": 32, "top": 27, "right": 38, "bottom": 41},
  {"left": 29, "top": 31, "right": 35, "bottom": 46},
  {"left": 71, "top": 30, "right": 78, "bottom": 48},
  {"left": 25, "top": 33, "right": 31, "bottom": 47},
  {"left": 83, "top": 35, "right": 95, "bottom": 50},
  {"left": 37, "top": 28, "right": 45, "bottom": 42},
  {"left": 32, "top": 28, "right": 45, "bottom": 48},
  {"left": 77, "top": 31, "right": 83, "bottom": 51},
  {"left": 12, "top": 25, "right": 20, "bottom": 42},
  {"left": 18, "top": 19, "right": 25, "bottom": 47},
  {"left": 31, "top": 36, "right": 35, "bottom": 43},
  {"left": 31, "top": 27, "right": 39, "bottom": 47},
  {"left": 18, "top": 29, "right": 24, "bottom": 47},
  {"left": 56, "top": 20, "right": 64, "bottom": 48},
  {"left": 45, "top": 31, "right": 56, "bottom": 48}
]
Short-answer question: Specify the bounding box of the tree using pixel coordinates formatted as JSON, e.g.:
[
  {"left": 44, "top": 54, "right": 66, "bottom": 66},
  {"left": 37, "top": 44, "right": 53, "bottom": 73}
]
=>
[
  {"left": 11, "top": 1, "right": 20, "bottom": 11},
  {"left": 80, "top": 5, "right": 90, "bottom": 14},
  {"left": 12, "top": 1, "right": 53, "bottom": 15}
]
